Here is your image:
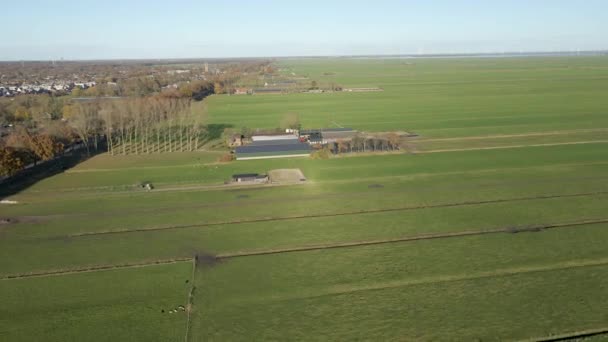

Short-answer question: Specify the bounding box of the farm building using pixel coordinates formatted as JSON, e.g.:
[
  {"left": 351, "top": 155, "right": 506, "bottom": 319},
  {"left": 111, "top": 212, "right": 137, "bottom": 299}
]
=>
[
  {"left": 235, "top": 139, "right": 311, "bottom": 160},
  {"left": 300, "top": 128, "right": 358, "bottom": 144},
  {"left": 251, "top": 134, "right": 298, "bottom": 142},
  {"left": 231, "top": 173, "right": 269, "bottom": 183}
]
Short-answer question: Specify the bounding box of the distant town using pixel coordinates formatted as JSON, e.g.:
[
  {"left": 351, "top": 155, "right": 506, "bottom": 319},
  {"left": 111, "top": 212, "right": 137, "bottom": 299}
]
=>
[{"left": 0, "top": 81, "right": 97, "bottom": 97}]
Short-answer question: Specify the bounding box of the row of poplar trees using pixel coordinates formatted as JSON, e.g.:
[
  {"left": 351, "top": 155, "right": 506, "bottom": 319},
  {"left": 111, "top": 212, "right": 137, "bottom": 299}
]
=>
[{"left": 67, "top": 96, "right": 208, "bottom": 155}]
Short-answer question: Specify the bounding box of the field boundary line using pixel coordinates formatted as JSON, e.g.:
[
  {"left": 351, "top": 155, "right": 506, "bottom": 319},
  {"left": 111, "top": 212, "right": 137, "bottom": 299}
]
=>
[
  {"left": 420, "top": 140, "right": 608, "bottom": 154},
  {"left": 20, "top": 163, "right": 608, "bottom": 206},
  {"left": 8, "top": 219, "right": 606, "bottom": 280},
  {"left": 20, "top": 175, "right": 608, "bottom": 221},
  {"left": 0, "top": 258, "right": 192, "bottom": 280},
  {"left": 252, "top": 258, "right": 608, "bottom": 303},
  {"left": 69, "top": 190, "right": 608, "bottom": 238},
  {"left": 310, "top": 161, "right": 608, "bottom": 186},
  {"left": 23, "top": 176, "right": 303, "bottom": 196},
  {"left": 184, "top": 258, "right": 196, "bottom": 342},
  {"left": 519, "top": 326, "right": 608, "bottom": 342},
  {"left": 67, "top": 159, "right": 225, "bottom": 173},
  {"left": 21, "top": 160, "right": 608, "bottom": 199},
  {"left": 417, "top": 128, "right": 608, "bottom": 142},
  {"left": 217, "top": 218, "right": 608, "bottom": 259}
]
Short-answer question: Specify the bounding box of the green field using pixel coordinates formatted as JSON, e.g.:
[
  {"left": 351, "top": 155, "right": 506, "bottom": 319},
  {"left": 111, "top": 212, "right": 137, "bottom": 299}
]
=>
[
  {"left": 1, "top": 57, "right": 608, "bottom": 341},
  {"left": 206, "top": 57, "right": 608, "bottom": 137}
]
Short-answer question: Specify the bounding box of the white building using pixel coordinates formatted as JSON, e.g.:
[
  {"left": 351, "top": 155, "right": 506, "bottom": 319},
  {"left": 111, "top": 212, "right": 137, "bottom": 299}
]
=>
[{"left": 251, "top": 134, "right": 299, "bottom": 142}]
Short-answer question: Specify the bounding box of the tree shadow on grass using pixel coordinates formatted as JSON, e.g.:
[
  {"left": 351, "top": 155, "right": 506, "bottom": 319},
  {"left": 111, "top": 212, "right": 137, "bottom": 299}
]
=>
[
  {"left": 199, "top": 124, "right": 233, "bottom": 146},
  {"left": 1, "top": 125, "right": 234, "bottom": 199},
  {"left": 0, "top": 146, "right": 105, "bottom": 199}
]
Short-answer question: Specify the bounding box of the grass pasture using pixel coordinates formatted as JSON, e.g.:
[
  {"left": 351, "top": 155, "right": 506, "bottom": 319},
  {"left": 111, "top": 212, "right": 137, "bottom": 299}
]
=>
[
  {"left": 0, "top": 262, "right": 192, "bottom": 341},
  {"left": 1, "top": 56, "right": 608, "bottom": 341}
]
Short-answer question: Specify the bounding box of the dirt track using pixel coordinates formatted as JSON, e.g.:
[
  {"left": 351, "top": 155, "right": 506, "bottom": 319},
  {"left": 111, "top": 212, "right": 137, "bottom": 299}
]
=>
[
  {"left": 417, "top": 128, "right": 608, "bottom": 142},
  {"left": 5, "top": 218, "right": 608, "bottom": 280},
  {"left": 0, "top": 258, "right": 191, "bottom": 280},
  {"left": 420, "top": 140, "right": 608, "bottom": 154},
  {"left": 250, "top": 257, "right": 608, "bottom": 303},
  {"left": 13, "top": 176, "right": 608, "bottom": 223},
  {"left": 183, "top": 259, "right": 196, "bottom": 342},
  {"left": 216, "top": 218, "right": 608, "bottom": 259},
  {"left": 529, "top": 327, "right": 608, "bottom": 342}
]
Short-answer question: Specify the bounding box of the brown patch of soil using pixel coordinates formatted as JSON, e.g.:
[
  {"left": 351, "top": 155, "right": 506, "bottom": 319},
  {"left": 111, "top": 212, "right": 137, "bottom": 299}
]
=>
[{"left": 268, "top": 169, "right": 306, "bottom": 183}]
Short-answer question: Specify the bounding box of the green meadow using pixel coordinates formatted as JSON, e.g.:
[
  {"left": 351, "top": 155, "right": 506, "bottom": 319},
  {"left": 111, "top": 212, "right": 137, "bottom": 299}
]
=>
[{"left": 1, "top": 57, "right": 608, "bottom": 341}]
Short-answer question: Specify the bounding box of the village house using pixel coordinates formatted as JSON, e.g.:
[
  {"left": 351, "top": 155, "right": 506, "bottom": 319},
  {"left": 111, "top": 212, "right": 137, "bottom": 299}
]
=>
[{"left": 234, "top": 87, "right": 251, "bottom": 95}]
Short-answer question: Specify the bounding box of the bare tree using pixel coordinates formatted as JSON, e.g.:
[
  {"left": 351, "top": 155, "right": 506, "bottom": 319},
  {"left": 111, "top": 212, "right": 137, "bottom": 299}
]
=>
[
  {"left": 387, "top": 133, "right": 400, "bottom": 151},
  {"left": 68, "top": 101, "right": 102, "bottom": 155}
]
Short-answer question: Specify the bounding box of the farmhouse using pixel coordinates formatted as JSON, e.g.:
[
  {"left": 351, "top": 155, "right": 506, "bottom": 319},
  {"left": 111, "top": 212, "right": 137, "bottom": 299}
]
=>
[{"left": 234, "top": 88, "right": 251, "bottom": 95}]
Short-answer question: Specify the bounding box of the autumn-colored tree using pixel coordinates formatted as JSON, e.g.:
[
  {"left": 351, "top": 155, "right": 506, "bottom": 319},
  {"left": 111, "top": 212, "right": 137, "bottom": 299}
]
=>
[
  {"left": 178, "top": 83, "right": 193, "bottom": 98},
  {"left": 0, "top": 147, "right": 25, "bottom": 177},
  {"left": 45, "top": 120, "right": 77, "bottom": 145},
  {"left": 214, "top": 82, "right": 224, "bottom": 94},
  {"left": 48, "top": 96, "right": 64, "bottom": 120},
  {"left": 71, "top": 87, "right": 83, "bottom": 97},
  {"left": 191, "top": 81, "right": 214, "bottom": 101},
  {"left": 337, "top": 139, "right": 350, "bottom": 154},
  {"left": 5, "top": 127, "right": 31, "bottom": 150},
  {"left": 29, "top": 134, "right": 64, "bottom": 161},
  {"left": 83, "top": 86, "right": 98, "bottom": 97},
  {"left": 9, "top": 128, "right": 64, "bottom": 162},
  {"left": 387, "top": 133, "right": 400, "bottom": 150},
  {"left": 14, "top": 106, "right": 31, "bottom": 121},
  {"left": 62, "top": 104, "right": 75, "bottom": 120}
]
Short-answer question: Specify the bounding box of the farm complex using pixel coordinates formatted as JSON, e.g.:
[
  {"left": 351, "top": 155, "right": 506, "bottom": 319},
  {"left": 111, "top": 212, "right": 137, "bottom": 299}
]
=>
[{"left": 1, "top": 56, "right": 608, "bottom": 341}]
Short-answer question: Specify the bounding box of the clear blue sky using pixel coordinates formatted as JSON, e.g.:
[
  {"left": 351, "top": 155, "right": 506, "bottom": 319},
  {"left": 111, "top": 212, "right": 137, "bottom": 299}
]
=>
[{"left": 1, "top": 0, "right": 606, "bottom": 60}]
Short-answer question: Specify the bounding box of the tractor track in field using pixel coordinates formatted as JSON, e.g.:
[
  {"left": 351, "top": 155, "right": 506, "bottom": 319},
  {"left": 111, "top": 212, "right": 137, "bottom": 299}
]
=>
[
  {"left": 4, "top": 218, "right": 608, "bottom": 280},
  {"left": 17, "top": 160, "right": 608, "bottom": 202},
  {"left": 68, "top": 190, "right": 608, "bottom": 238},
  {"left": 250, "top": 258, "right": 608, "bottom": 304},
  {"left": 183, "top": 258, "right": 196, "bottom": 342},
  {"left": 526, "top": 327, "right": 608, "bottom": 342},
  {"left": 419, "top": 140, "right": 608, "bottom": 154},
  {"left": 14, "top": 174, "right": 608, "bottom": 222},
  {"left": 0, "top": 258, "right": 192, "bottom": 280},
  {"left": 216, "top": 218, "right": 608, "bottom": 259},
  {"left": 417, "top": 128, "right": 608, "bottom": 142}
]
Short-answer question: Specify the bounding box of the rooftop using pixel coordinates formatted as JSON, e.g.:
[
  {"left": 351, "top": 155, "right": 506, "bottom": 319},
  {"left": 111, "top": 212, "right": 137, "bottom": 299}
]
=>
[
  {"left": 249, "top": 139, "right": 302, "bottom": 146},
  {"left": 236, "top": 142, "right": 311, "bottom": 154},
  {"left": 232, "top": 173, "right": 260, "bottom": 178}
]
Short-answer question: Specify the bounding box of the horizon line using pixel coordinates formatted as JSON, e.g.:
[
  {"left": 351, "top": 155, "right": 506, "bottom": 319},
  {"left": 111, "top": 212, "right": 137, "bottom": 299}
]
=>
[{"left": 0, "top": 49, "right": 607, "bottom": 63}]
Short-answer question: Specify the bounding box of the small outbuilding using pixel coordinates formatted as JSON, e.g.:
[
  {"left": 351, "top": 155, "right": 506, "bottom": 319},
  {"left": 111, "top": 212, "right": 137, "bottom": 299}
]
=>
[{"left": 232, "top": 173, "right": 269, "bottom": 183}]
